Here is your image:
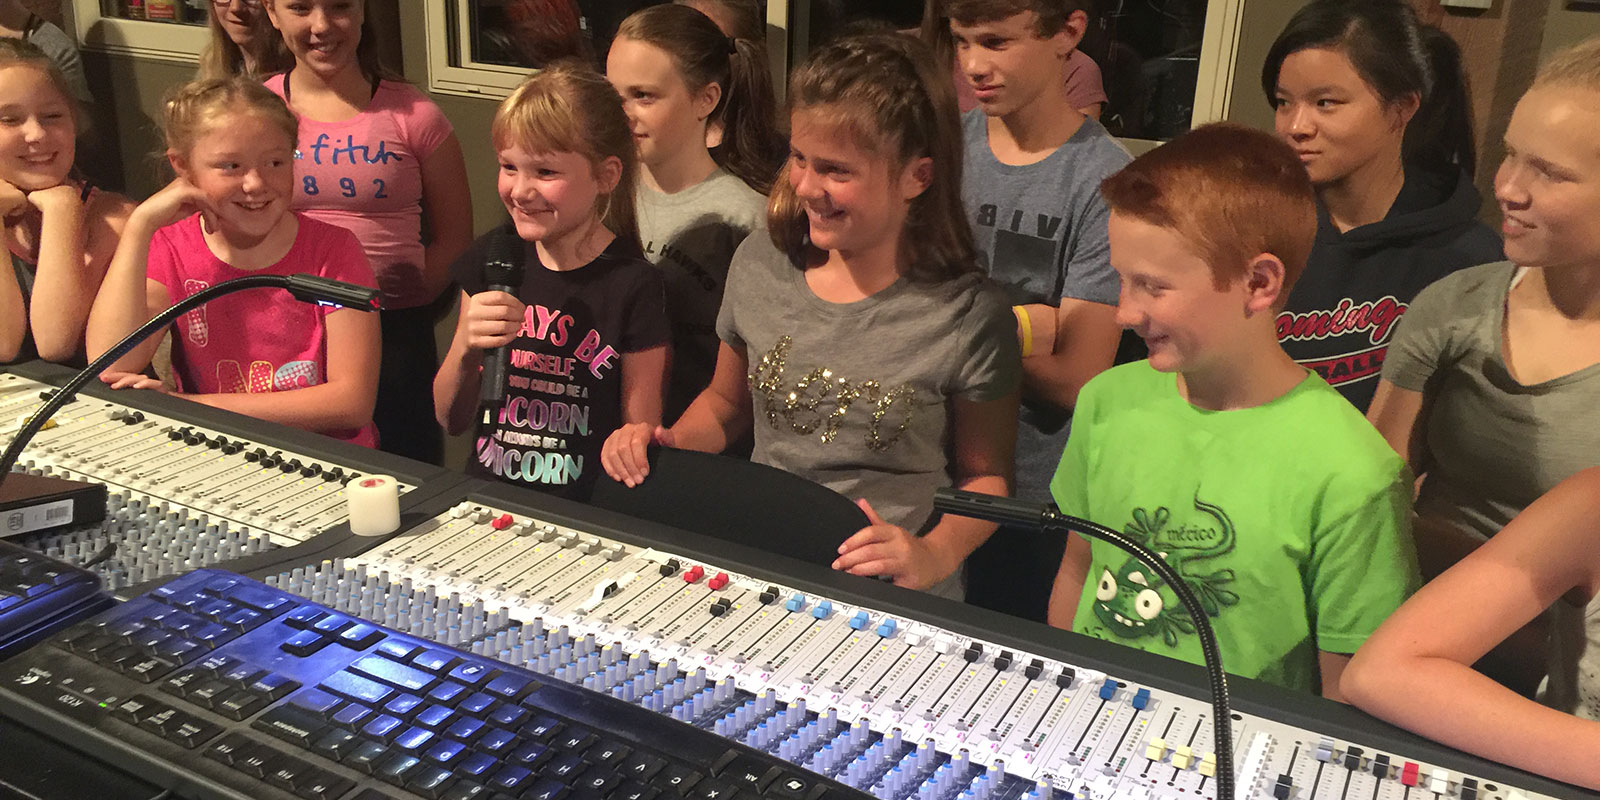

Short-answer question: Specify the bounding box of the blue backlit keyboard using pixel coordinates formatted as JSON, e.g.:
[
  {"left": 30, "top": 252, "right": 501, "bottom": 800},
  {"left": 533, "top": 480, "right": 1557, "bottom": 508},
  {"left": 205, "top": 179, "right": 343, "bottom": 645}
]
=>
[
  {"left": 0, "top": 534, "right": 109, "bottom": 659},
  {"left": 0, "top": 568, "right": 872, "bottom": 800}
]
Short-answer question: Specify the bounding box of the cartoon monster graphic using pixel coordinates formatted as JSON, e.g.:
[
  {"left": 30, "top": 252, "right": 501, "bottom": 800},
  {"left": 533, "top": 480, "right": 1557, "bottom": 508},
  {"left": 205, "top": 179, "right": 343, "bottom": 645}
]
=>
[{"left": 1091, "top": 496, "right": 1240, "bottom": 647}]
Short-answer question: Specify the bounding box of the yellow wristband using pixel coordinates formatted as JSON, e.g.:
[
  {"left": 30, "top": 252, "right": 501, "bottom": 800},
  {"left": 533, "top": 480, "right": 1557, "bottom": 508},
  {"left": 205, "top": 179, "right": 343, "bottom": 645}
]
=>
[{"left": 1014, "top": 305, "right": 1033, "bottom": 358}]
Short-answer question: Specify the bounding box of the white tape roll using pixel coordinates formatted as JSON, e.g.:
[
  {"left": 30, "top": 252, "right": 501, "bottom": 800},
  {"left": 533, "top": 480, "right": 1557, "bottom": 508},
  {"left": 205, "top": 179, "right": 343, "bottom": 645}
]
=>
[{"left": 346, "top": 474, "right": 401, "bottom": 536}]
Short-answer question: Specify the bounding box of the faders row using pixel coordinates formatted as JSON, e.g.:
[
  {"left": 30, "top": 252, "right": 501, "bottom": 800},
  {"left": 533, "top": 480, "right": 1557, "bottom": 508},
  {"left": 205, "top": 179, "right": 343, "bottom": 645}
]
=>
[
  {"left": 263, "top": 498, "right": 1569, "bottom": 800},
  {"left": 0, "top": 368, "right": 445, "bottom": 590}
]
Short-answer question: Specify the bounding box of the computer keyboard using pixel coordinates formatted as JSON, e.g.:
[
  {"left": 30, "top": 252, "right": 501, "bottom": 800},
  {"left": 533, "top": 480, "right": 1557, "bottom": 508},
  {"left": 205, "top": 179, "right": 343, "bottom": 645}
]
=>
[
  {"left": 0, "top": 568, "right": 873, "bottom": 800},
  {"left": 0, "top": 534, "right": 110, "bottom": 659}
]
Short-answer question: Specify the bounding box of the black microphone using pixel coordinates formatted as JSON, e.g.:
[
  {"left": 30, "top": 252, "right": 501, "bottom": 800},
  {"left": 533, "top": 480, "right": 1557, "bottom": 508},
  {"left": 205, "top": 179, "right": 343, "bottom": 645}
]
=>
[{"left": 477, "top": 235, "right": 526, "bottom": 422}]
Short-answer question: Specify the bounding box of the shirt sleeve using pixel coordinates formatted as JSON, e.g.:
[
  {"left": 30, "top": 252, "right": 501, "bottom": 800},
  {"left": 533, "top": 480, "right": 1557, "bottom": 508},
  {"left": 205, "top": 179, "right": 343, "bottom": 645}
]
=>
[
  {"left": 715, "top": 236, "right": 761, "bottom": 351},
  {"left": 1379, "top": 271, "right": 1468, "bottom": 392},
  {"left": 1061, "top": 179, "right": 1121, "bottom": 307},
  {"left": 953, "top": 284, "right": 1022, "bottom": 403},
  {"left": 392, "top": 84, "right": 455, "bottom": 162},
  {"left": 1306, "top": 471, "right": 1421, "bottom": 654},
  {"left": 621, "top": 261, "right": 672, "bottom": 353},
  {"left": 1063, "top": 50, "right": 1108, "bottom": 109},
  {"left": 143, "top": 221, "right": 184, "bottom": 297}
]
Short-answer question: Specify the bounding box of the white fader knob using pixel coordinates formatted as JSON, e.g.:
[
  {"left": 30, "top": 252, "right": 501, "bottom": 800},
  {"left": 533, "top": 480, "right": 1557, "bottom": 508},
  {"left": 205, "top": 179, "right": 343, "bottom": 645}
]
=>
[{"left": 347, "top": 475, "right": 401, "bottom": 536}]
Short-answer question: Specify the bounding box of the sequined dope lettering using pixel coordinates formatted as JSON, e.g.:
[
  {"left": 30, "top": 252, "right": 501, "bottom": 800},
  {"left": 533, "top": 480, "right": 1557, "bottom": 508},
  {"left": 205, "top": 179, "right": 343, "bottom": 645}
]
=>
[{"left": 750, "top": 336, "right": 918, "bottom": 452}]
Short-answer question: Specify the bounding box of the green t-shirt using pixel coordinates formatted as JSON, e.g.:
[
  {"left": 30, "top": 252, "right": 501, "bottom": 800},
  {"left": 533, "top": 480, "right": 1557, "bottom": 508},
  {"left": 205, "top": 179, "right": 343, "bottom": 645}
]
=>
[{"left": 1050, "top": 361, "right": 1419, "bottom": 693}]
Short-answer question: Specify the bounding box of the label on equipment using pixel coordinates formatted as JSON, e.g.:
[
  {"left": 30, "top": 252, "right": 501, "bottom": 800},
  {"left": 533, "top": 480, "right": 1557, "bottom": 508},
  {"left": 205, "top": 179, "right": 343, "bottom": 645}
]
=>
[{"left": 3, "top": 500, "right": 73, "bottom": 536}]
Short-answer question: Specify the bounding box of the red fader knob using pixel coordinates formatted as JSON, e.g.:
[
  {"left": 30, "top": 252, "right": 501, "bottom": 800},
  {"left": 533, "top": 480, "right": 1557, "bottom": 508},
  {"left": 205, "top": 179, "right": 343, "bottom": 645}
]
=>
[{"left": 683, "top": 565, "right": 705, "bottom": 583}]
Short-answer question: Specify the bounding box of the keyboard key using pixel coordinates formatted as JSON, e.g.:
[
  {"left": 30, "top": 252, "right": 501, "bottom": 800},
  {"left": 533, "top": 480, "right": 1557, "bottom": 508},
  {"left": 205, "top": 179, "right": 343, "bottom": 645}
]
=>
[
  {"left": 523, "top": 778, "right": 570, "bottom": 800},
  {"left": 509, "top": 741, "right": 553, "bottom": 769},
  {"left": 458, "top": 692, "right": 496, "bottom": 715},
  {"left": 521, "top": 715, "right": 564, "bottom": 741},
  {"left": 351, "top": 655, "right": 437, "bottom": 693},
  {"left": 223, "top": 583, "right": 294, "bottom": 613},
  {"left": 218, "top": 661, "right": 262, "bottom": 686},
  {"left": 411, "top": 649, "right": 459, "bottom": 674},
  {"left": 342, "top": 739, "right": 390, "bottom": 774},
  {"left": 449, "top": 662, "right": 495, "bottom": 686},
  {"left": 424, "top": 738, "right": 468, "bottom": 765},
  {"left": 544, "top": 753, "right": 589, "bottom": 781},
  {"left": 184, "top": 679, "right": 232, "bottom": 709},
  {"left": 405, "top": 763, "right": 456, "bottom": 798},
  {"left": 321, "top": 671, "right": 393, "bottom": 705},
  {"left": 445, "top": 717, "right": 486, "bottom": 742},
  {"left": 363, "top": 713, "right": 405, "bottom": 743},
  {"left": 284, "top": 606, "right": 326, "bottom": 629},
  {"left": 476, "top": 727, "right": 518, "bottom": 755},
  {"left": 203, "top": 732, "right": 254, "bottom": 766},
  {"left": 486, "top": 703, "right": 530, "bottom": 729},
  {"left": 249, "top": 672, "right": 300, "bottom": 700},
  {"left": 215, "top": 689, "right": 265, "bottom": 721},
  {"left": 233, "top": 745, "right": 275, "bottom": 779},
  {"left": 457, "top": 751, "right": 499, "bottom": 778},
  {"left": 687, "top": 779, "right": 739, "bottom": 800},
  {"left": 440, "top": 783, "right": 490, "bottom": 800},
  {"left": 555, "top": 728, "right": 599, "bottom": 754},
  {"left": 611, "top": 781, "right": 661, "bottom": 800},
  {"left": 220, "top": 607, "right": 265, "bottom": 632},
  {"left": 485, "top": 672, "right": 537, "bottom": 700},
  {"left": 619, "top": 752, "right": 666, "bottom": 781},
  {"left": 288, "top": 688, "right": 343, "bottom": 716},
  {"left": 311, "top": 614, "right": 354, "bottom": 635},
  {"left": 394, "top": 725, "right": 437, "bottom": 752},
  {"left": 766, "top": 774, "right": 814, "bottom": 799},
  {"left": 265, "top": 753, "right": 313, "bottom": 790},
  {"left": 489, "top": 765, "right": 534, "bottom": 792},
  {"left": 415, "top": 704, "right": 458, "bottom": 730},
  {"left": 578, "top": 769, "right": 622, "bottom": 794},
  {"left": 339, "top": 623, "right": 384, "bottom": 650},
  {"left": 331, "top": 703, "right": 374, "bottom": 729},
  {"left": 293, "top": 769, "right": 354, "bottom": 800},
  {"left": 714, "top": 755, "right": 778, "bottom": 791},
  {"left": 311, "top": 728, "right": 360, "bottom": 761},
  {"left": 587, "top": 740, "right": 632, "bottom": 767},
  {"left": 282, "top": 630, "right": 332, "bottom": 657},
  {"left": 656, "top": 765, "right": 702, "bottom": 794},
  {"left": 164, "top": 716, "right": 223, "bottom": 749},
  {"left": 428, "top": 681, "right": 467, "bottom": 703},
  {"left": 376, "top": 639, "right": 419, "bottom": 661},
  {"left": 112, "top": 695, "right": 166, "bottom": 724},
  {"left": 253, "top": 704, "right": 327, "bottom": 747},
  {"left": 375, "top": 752, "right": 423, "bottom": 786}
]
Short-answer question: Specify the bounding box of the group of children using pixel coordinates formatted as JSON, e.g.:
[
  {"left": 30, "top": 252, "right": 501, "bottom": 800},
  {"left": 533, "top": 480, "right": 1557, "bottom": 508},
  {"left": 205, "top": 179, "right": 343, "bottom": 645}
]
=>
[{"left": 1, "top": 0, "right": 1598, "bottom": 788}]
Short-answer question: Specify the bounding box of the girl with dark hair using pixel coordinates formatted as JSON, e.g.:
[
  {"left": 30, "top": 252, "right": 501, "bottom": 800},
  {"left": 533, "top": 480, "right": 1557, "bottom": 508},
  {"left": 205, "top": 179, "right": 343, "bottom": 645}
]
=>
[
  {"left": 602, "top": 33, "right": 1021, "bottom": 599},
  {"left": 1263, "top": 0, "right": 1500, "bottom": 412},
  {"left": 607, "top": 4, "right": 779, "bottom": 423},
  {"left": 263, "top": 0, "right": 474, "bottom": 464}
]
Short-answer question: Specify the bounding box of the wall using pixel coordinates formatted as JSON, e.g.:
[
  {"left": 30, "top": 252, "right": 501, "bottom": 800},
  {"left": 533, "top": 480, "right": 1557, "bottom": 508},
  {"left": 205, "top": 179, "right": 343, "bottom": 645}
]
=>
[{"left": 1541, "top": 0, "right": 1600, "bottom": 60}]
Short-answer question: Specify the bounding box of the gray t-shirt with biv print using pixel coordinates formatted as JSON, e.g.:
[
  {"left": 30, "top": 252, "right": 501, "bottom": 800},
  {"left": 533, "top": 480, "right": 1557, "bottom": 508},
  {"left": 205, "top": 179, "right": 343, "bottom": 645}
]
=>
[
  {"left": 716, "top": 235, "right": 1021, "bottom": 588},
  {"left": 962, "top": 110, "right": 1130, "bottom": 501}
]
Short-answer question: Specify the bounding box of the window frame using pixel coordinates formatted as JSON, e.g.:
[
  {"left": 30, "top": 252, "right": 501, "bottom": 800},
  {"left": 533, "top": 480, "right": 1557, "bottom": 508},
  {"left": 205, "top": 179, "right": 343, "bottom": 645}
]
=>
[{"left": 64, "top": 0, "right": 210, "bottom": 65}]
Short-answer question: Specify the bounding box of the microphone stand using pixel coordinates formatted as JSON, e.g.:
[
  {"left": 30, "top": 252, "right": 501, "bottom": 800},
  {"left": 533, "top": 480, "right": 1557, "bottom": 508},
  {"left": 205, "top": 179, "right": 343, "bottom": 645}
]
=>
[
  {"left": 0, "top": 274, "right": 382, "bottom": 490},
  {"left": 934, "top": 488, "right": 1236, "bottom": 800}
]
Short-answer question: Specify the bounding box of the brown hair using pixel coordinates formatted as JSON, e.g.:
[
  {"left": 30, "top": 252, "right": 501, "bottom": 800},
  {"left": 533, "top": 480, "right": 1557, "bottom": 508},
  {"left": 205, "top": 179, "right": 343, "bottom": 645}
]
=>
[
  {"left": 162, "top": 77, "right": 298, "bottom": 161},
  {"left": 617, "top": 4, "right": 781, "bottom": 193},
  {"left": 942, "top": 0, "right": 1087, "bottom": 36},
  {"left": 675, "top": 0, "right": 764, "bottom": 43},
  {"left": 265, "top": 0, "right": 403, "bottom": 83},
  {"left": 770, "top": 32, "right": 976, "bottom": 284},
  {"left": 0, "top": 38, "right": 81, "bottom": 130},
  {"left": 492, "top": 61, "right": 641, "bottom": 250},
  {"left": 197, "top": 4, "right": 291, "bottom": 81},
  {"left": 1100, "top": 123, "right": 1316, "bottom": 297},
  {"left": 1533, "top": 35, "right": 1600, "bottom": 92}
]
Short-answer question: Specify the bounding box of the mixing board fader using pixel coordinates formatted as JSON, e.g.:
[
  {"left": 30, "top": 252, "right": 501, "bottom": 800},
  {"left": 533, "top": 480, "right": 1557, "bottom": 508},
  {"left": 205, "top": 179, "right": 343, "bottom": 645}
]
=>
[
  {"left": 269, "top": 491, "right": 1582, "bottom": 800},
  {"left": 0, "top": 366, "right": 457, "bottom": 590}
]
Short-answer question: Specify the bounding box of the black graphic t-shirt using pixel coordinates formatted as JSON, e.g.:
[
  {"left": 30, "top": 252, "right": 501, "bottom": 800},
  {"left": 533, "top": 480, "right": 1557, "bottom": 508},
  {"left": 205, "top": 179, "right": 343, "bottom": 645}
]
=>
[
  {"left": 453, "top": 224, "right": 670, "bottom": 499},
  {"left": 1276, "top": 169, "right": 1501, "bottom": 412}
]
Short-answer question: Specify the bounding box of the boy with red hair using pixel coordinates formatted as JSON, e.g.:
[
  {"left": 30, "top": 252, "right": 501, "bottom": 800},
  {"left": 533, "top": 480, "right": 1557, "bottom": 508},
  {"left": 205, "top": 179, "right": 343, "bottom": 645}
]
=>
[{"left": 1047, "top": 123, "right": 1418, "bottom": 698}]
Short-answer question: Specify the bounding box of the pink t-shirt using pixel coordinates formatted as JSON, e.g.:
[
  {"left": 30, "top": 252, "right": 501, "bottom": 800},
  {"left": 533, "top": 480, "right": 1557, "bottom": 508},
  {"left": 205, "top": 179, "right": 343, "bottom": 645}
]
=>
[
  {"left": 146, "top": 212, "right": 381, "bottom": 448},
  {"left": 265, "top": 75, "right": 454, "bottom": 309},
  {"left": 953, "top": 49, "right": 1108, "bottom": 114}
]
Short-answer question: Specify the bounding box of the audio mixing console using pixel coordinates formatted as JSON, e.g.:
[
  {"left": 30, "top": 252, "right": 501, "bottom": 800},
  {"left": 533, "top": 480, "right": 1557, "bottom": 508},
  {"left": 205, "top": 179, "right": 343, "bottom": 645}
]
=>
[
  {"left": 0, "top": 362, "right": 462, "bottom": 591},
  {"left": 0, "top": 362, "right": 1590, "bottom": 800}
]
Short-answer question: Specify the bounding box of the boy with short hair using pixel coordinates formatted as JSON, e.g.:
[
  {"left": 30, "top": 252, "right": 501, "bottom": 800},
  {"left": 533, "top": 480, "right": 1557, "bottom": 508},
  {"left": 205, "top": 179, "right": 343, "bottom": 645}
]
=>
[
  {"left": 949, "top": 0, "right": 1131, "bottom": 617},
  {"left": 1046, "top": 123, "right": 1419, "bottom": 699}
]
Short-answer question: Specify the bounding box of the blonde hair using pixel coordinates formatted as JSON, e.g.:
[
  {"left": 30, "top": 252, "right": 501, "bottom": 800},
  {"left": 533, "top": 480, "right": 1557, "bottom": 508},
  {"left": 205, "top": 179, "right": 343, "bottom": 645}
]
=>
[
  {"left": 0, "top": 38, "right": 81, "bottom": 131},
  {"left": 162, "top": 78, "right": 298, "bottom": 161},
  {"left": 769, "top": 32, "right": 977, "bottom": 283},
  {"left": 492, "top": 61, "right": 641, "bottom": 250},
  {"left": 1533, "top": 36, "right": 1600, "bottom": 92},
  {"left": 197, "top": 4, "right": 291, "bottom": 81}
]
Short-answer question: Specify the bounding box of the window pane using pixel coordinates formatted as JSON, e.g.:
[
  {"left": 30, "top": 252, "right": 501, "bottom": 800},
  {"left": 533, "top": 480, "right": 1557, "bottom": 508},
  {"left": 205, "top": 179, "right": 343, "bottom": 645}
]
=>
[
  {"left": 101, "top": 0, "right": 208, "bottom": 24},
  {"left": 465, "top": 0, "right": 669, "bottom": 70}
]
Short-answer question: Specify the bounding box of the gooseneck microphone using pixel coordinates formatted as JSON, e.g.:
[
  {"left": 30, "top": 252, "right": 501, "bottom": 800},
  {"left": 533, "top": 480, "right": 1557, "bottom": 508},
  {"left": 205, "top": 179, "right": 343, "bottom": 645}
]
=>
[
  {"left": 0, "top": 274, "right": 381, "bottom": 492},
  {"left": 477, "top": 235, "right": 527, "bottom": 425},
  {"left": 933, "top": 488, "right": 1237, "bottom": 800}
]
